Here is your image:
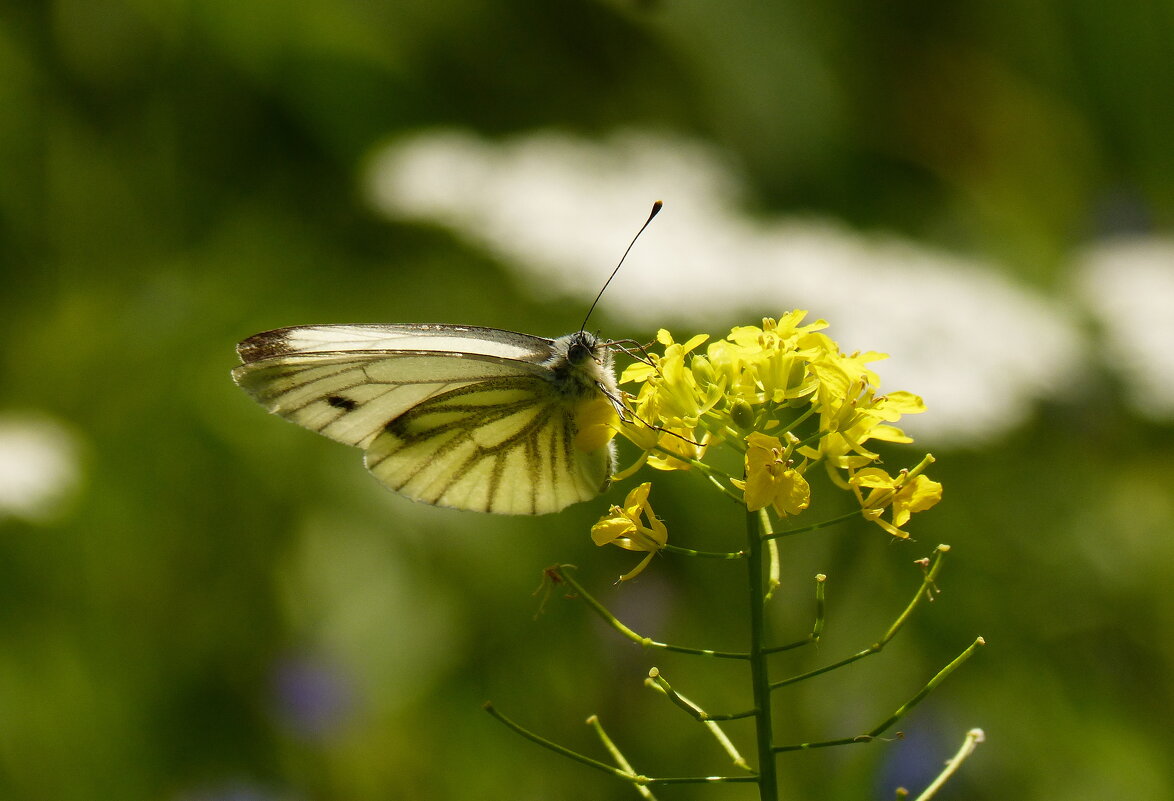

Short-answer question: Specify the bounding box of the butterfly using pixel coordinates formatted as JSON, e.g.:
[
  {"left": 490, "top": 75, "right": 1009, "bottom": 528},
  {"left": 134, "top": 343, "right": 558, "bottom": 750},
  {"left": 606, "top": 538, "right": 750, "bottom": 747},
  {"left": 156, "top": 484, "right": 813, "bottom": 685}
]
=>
[{"left": 232, "top": 324, "right": 621, "bottom": 515}]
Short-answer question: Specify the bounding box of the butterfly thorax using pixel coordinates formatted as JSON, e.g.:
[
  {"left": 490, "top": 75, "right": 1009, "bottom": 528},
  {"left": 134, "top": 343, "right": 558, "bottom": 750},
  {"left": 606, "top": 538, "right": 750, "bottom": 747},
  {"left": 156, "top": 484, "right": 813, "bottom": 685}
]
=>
[{"left": 544, "top": 331, "right": 617, "bottom": 399}]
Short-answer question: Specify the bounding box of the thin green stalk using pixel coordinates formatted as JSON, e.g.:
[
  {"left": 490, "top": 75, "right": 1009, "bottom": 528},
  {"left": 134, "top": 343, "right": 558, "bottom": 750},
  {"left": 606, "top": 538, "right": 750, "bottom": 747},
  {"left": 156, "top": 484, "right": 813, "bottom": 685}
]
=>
[
  {"left": 746, "top": 509, "right": 778, "bottom": 801},
  {"left": 864, "top": 637, "right": 985, "bottom": 738},
  {"left": 772, "top": 638, "right": 985, "bottom": 753},
  {"left": 877, "top": 545, "right": 948, "bottom": 645},
  {"left": 762, "top": 574, "right": 826, "bottom": 655},
  {"left": 763, "top": 507, "right": 863, "bottom": 539},
  {"left": 645, "top": 669, "right": 753, "bottom": 772},
  {"left": 555, "top": 566, "right": 750, "bottom": 659},
  {"left": 644, "top": 669, "right": 755, "bottom": 721},
  {"left": 912, "top": 728, "right": 985, "bottom": 801},
  {"left": 487, "top": 704, "right": 758, "bottom": 788},
  {"left": 588, "top": 715, "right": 658, "bottom": 800},
  {"left": 770, "top": 547, "right": 948, "bottom": 690},
  {"left": 485, "top": 703, "right": 640, "bottom": 780},
  {"left": 643, "top": 776, "right": 759, "bottom": 786},
  {"left": 661, "top": 543, "right": 745, "bottom": 560},
  {"left": 757, "top": 509, "right": 781, "bottom": 602}
]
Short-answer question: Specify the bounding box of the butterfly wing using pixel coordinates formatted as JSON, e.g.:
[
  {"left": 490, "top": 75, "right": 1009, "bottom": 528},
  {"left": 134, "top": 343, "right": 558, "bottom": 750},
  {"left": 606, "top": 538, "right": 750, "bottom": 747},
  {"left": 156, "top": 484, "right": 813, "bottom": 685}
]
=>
[
  {"left": 233, "top": 324, "right": 614, "bottom": 514},
  {"left": 237, "top": 323, "right": 557, "bottom": 362},
  {"left": 365, "top": 376, "right": 612, "bottom": 514}
]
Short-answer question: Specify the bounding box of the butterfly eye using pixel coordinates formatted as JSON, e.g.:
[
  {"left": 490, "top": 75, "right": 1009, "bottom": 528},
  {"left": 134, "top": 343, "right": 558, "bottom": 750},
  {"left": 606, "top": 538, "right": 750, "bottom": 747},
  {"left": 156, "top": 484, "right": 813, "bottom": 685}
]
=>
[{"left": 567, "top": 339, "right": 594, "bottom": 365}]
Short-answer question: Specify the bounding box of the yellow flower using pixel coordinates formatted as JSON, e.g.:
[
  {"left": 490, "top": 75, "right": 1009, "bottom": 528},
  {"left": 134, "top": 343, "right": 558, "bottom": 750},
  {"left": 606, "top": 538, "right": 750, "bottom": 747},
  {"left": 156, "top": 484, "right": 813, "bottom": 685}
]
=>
[
  {"left": 618, "top": 330, "right": 717, "bottom": 470},
  {"left": 573, "top": 395, "right": 619, "bottom": 453},
  {"left": 849, "top": 464, "right": 942, "bottom": 538},
  {"left": 590, "top": 482, "right": 668, "bottom": 581},
  {"left": 734, "top": 432, "right": 811, "bottom": 516},
  {"left": 614, "top": 312, "right": 937, "bottom": 518}
]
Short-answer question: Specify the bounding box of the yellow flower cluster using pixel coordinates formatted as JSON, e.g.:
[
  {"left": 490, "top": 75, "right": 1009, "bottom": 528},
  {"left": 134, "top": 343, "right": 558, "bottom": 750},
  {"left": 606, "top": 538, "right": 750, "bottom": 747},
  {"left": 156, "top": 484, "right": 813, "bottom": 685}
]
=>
[
  {"left": 610, "top": 312, "right": 940, "bottom": 537},
  {"left": 590, "top": 312, "right": 942, "bottom": 577}
]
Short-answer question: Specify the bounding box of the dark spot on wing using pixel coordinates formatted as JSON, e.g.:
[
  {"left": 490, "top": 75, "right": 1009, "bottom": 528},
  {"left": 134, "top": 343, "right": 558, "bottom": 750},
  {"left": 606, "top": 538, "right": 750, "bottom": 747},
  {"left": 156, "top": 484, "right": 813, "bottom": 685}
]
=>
[{"left": 327, "top": 395, "right": 358, "bottom": 411}]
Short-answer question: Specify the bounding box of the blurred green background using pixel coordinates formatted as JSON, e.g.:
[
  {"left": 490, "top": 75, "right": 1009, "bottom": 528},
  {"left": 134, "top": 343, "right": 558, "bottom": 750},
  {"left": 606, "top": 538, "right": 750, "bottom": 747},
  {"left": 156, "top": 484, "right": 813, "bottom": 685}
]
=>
[{"left": 2, "top": 1, "right": 1173, "bottom": 799}]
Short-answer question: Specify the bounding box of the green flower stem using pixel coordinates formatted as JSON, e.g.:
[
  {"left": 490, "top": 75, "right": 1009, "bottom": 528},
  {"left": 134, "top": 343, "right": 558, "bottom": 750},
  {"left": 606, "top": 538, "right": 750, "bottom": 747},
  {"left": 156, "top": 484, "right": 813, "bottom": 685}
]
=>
[
  {"left": 863, "top": 637, "right": 985, "bottom": 739},
  {"left": 587, "top": 715, "right": 659, "bottom": 801},
  {"left": 772, "top": 735, "right": 875, "bottom": 753},
  {"left": 877, "top": 544, "right": 948, "bottom": 644},
  {"left": 484, "top": 703, "right": 640, "bottom": 780},
  {"left": 772, "top": 403, "right": 818, "bottom": 439},
  {"left": 644, "top": 674, "right": 756, "bottom": 721},
  {"left": 643, "top": 776, "right": 760, "bottom": 786},
  {"left": 812, "top": 572, "right": 827, "bottom": 639},
  {"left": 761, "top": 574, "right": 826, "bottom": 655},
  {"left": 704, "top": 473, "right": 728, "bottom": 494},
  {"left": 746, "top": 508, "right": 779, "bottom": 801},
  {"left": 771, "top": 638, "right": 985, "bottom": 753},
  {"left": 912, "top": 728, "right": 986, "bottom": 801},
  {"left": 769, "top": 546, "right": 949, "bottom": 691},
  {"left": 757, "top": 510, "right": 781, "bottom": 602},
  {"left": 763, "top": 507, "right": 864, "bottom": 539},
  {"left": 645, "top": 668, "right": 705, "bottom": 719},
  {"left": 642, "top": 445, "right": 745, "bottom": 504},
  {"left": 554, "top": 566, "right": 750, "bottom": 660},
  {"left": 487, "top": 704, "right": 759, "bottom": 788},
  {"left": 661, "top": 543, "right": 745, "bottom": 559},
  {"left": 645, "top": 668, "right": 753, "bottom": 771}
]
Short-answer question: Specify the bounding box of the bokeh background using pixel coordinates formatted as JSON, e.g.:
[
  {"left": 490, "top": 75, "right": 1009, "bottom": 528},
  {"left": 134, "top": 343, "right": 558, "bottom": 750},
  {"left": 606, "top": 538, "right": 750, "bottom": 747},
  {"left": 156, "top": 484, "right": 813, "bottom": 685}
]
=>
[{"left": 2, "top": 1, "right": 1173, "bottom": 799}]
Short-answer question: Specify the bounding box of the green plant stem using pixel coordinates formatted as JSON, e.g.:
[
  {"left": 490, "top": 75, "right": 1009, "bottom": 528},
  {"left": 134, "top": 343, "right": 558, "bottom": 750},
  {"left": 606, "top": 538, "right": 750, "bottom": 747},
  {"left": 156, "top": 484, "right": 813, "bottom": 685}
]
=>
[
  {"left": 588, "top": 715, "right": 658, "bottom": 800},
  {"left": 644, "top": 776, "right": 760, "bottom": 786},
  {"left": 555, "top": 566, "right": 750, "bottom": 659},
  {"left": 763, "top": 507, "right": 864, "bottom": 539},
  {"left": 485, "top": 703, "right": 639, "bottom": 780},
  {"left": 757, "top": 510, "right": 781, "bottom": 602},
  {"left": 645, "top": 670, "right": 755, "bottom": 721},
  {"left": 661, "top": 543, "right": 745, "bottom": 559},
  {"left": 746, "top": 509, "right": 778, "bottom": 801},
  {"left": 487, "top": 703, "right": 759, "bottom": 787},
  {"left": 770, "top": 546, "right": 948, "bottom": 690},
  {"left": 912, "top": 728, "right": 985, "bottom": 801},
  {"left": 772, "top": 638, "right": 985, "bottom": 753},
  {"left": 645, "top": 669, "right": 753, "bottom": 771},
  {"left": 864, "top": 637, "right": 985, "bottom": 738},
  {"left": 762, "top": 574, "right": 825, "bottom": 655}
]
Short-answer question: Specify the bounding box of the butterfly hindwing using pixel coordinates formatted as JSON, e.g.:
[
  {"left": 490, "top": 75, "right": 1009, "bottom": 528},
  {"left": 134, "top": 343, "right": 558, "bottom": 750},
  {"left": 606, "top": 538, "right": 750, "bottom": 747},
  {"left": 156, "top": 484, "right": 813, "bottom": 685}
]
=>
[{"left": 365, "top": 377, "right": 612, "bottom": 514}]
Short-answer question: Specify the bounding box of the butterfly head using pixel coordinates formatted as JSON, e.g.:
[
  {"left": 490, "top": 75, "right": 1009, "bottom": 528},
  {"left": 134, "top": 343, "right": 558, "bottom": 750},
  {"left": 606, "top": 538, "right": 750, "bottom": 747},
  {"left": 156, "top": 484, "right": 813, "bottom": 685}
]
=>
[{"left": 546, "top": 330, "right": 617, "bottom": 399}]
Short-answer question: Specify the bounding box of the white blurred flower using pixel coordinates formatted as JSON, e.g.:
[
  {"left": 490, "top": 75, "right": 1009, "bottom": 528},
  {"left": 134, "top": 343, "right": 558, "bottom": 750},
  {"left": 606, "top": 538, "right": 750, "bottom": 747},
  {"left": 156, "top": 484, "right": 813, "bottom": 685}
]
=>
[
  {"left": 1075, "top": 236, "right": 1174, "bottom": 420},
  {"left": 364, "top": 129, "right": 1085, "bottom": 446},
  {"left": 0, "top": 413, "right": 82, "bottom": 523}
]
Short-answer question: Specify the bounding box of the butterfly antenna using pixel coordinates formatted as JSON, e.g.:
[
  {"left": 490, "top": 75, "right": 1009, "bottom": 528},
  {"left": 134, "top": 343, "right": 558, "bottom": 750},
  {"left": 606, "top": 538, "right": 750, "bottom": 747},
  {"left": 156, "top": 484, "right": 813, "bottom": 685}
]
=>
[{"left": 580, "top": 200, "right": 663, "bottom": 333}]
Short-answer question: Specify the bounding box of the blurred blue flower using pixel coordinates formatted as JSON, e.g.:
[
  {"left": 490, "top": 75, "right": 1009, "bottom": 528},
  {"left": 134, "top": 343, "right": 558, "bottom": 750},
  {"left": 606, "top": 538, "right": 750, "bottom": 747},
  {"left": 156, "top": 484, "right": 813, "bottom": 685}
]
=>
[{"left": 271, "top": 654, "right": 353, "bottom": 741}]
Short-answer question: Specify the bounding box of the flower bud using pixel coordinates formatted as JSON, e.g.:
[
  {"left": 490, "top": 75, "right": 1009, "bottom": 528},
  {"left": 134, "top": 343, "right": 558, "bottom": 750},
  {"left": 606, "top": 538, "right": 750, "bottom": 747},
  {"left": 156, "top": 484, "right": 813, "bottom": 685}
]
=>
[
  {"left": 730, "top": 398, "right": 755, "bottom": 430},
  {"left": 691, "top": 355, "right": 714, "bottom": 384}
]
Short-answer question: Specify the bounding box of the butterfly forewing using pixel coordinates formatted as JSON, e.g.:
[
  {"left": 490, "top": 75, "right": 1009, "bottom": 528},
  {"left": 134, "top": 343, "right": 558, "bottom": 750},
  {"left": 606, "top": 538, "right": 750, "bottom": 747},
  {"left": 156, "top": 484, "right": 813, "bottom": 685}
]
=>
[
  {"left": 233, "top": 324, "right": 617, "bottom": 515},
  {"left": 232, "top": 351, "right": 551, "bottom": 449},
  {"left": 238, "top": 324, "right": 555, "bottom": 362}
]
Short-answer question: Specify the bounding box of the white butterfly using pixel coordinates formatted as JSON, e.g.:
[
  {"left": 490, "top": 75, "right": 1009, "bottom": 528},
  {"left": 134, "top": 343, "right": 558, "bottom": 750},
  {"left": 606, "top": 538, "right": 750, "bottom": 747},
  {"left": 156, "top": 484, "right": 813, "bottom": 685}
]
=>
[{"left": 232, "top": 324, "right": 620, "bottom": 515}]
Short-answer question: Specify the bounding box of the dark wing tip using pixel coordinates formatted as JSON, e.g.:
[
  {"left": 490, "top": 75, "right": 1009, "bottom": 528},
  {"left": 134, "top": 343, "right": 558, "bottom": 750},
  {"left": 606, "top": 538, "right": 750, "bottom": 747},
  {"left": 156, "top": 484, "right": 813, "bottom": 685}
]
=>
[{"left": 236, "top": 329, "right": 292, "bottom": 363}]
